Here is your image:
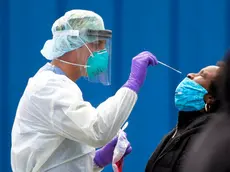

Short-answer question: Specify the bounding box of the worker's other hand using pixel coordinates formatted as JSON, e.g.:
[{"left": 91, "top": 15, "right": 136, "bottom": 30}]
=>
[
  {"left": 93, "top": 132, "right": 132, "bottom": 168},
  {"left": 123, "top": 51, "right": 158, "bottom": 93}
]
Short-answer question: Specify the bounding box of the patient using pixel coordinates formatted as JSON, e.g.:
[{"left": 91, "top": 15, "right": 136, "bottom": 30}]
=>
[{"left": 145, "top": 63, "right": 222, "bottom": 172}]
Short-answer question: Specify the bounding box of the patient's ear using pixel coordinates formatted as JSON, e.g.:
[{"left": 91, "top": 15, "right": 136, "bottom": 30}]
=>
[{"left": 204, "top": 94, "right": 215, "bottom": 105}]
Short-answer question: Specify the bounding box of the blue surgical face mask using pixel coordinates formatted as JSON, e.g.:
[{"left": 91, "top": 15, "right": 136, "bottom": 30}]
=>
[{"left": 175, "top": 77, "right": 208, "bottom": 112}]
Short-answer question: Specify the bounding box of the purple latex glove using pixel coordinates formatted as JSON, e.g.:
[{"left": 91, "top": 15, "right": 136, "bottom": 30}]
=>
[
  {"left": 94, "top": 134, "right": 132, "bottom": 168},
  {"left": 123, "top": 51, "right": 158, "bottom": 92}
]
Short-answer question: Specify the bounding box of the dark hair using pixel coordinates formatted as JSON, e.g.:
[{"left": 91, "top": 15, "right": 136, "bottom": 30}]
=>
[
  {"left": 207, "top": 79, "right": 221, "bottom": 113},
  {"left": 215, "top": 50, "right": 230, "bottom": 112},
  {"left": 204, "top": 59, "right": 225, "bottom": 113}
]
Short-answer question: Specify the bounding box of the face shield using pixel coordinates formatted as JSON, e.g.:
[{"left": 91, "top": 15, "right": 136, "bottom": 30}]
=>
[
  {"left": 41, "top": 10, "right": 112, "bottom": 85},
  {"left": 47, "top": 29, "right": 112, "bottom": 85},
  {"left": 82, "top": 29, "right": 112, "bottom": 85}
]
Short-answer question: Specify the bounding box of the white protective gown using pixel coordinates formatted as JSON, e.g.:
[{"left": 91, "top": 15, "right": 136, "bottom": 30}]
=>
[{"left": 11, "top": 63, "right": 137, "bottom": 172}]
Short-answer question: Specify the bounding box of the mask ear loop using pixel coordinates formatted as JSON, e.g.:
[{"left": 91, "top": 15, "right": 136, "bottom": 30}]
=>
[
  {"left": 53, "top": 29, "right": 92, "bottom": 68},
  {"left": 78, "top": 36, "right": 94, "bottom": 58},
  {"left": 76, "top": 36, "right": 94, "bottom": 74},
  {"left": 57, "top": 59, "right": 88, "bottom": 67}
]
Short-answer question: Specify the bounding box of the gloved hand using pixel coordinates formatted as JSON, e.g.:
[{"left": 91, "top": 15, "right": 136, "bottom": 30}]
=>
[
  {"left": 93, "top": 133, "right": 132, "bottom": 168},
  {"left": 123, "top": 51, "right": 158, "bottom": 92}
]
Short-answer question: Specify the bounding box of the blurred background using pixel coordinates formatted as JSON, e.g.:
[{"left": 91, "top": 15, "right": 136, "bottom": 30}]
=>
[{"left": 0, "top": 0, "right": 229, "bottom": 171}]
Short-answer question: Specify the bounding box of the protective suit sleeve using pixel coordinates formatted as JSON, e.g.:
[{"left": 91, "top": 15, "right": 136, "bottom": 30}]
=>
[{"left": 37, "top": 78, "right": 137, "bottom": 148}]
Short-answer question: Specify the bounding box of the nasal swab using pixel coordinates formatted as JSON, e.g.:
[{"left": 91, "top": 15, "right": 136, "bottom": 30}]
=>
[{"left": 158, "top": 60, "right": 182, "bottom": 74}]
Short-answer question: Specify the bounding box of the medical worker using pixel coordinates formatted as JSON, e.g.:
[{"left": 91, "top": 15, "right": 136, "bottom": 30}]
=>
[{"left": 11, "top": 10, "right": 158, "bottom": 172}]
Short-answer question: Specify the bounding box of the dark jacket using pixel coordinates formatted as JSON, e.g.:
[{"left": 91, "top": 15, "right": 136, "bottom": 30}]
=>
[
  {"left": 182, "top": 112, "right": 230, "bottom": 172},
  {"left": 145, "top": 111, "right": 211, "bottom": 172},
  {"left": 181, "top": 50, "right": 230, "bottom": 172}
]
